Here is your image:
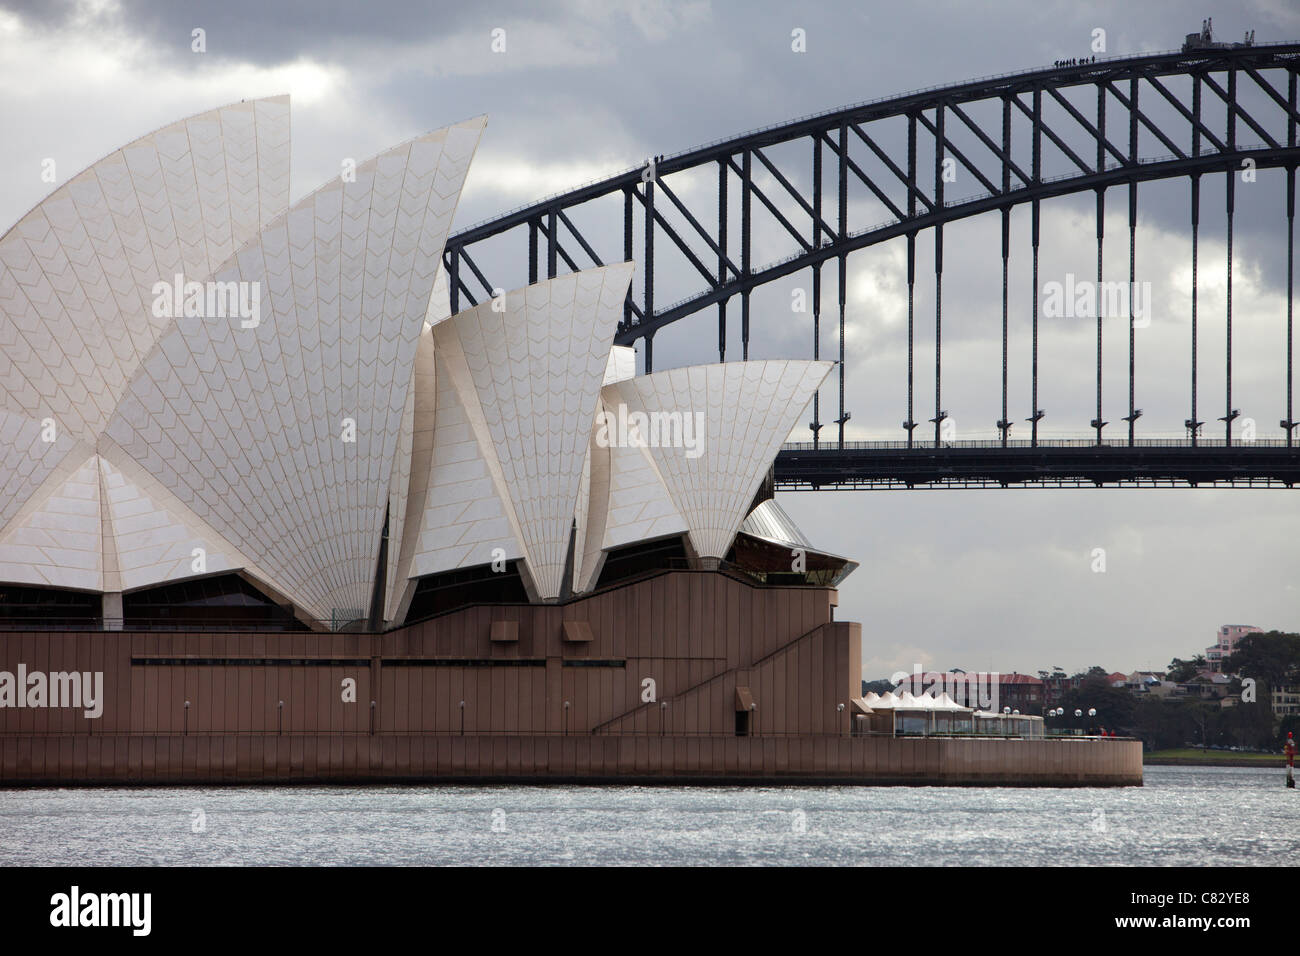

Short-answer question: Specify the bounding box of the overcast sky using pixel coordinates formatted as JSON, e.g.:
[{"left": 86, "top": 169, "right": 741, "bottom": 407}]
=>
[{"left": 2, "top": 0, "right": 1298, "bottom": 678}]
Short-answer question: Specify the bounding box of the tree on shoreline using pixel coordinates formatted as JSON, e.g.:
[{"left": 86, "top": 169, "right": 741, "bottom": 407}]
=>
[
  {"left": 1222, "top": 631, "right": 1300, "bottom": 699},
  {"left": 1166, "top": 656, "right": 1206, "bottom": 683}
]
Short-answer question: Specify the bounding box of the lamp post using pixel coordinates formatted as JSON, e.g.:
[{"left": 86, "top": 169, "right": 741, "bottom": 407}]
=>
[
  {"left": 563, "top": 700, "right": 571, "bottom": 736},
  {"left": 837, "top": 702, "right": 845, "bottom": 736},
  {"left": 1088, "top": 707, "right": 1098, "bottom": 736},
  {"left": 751, "top": 702, "right": 757, "bottom": 737},
  {"left": 459, "top": 700, "right": 465, "bottom": 736},
  {"left": 1052, "top": 707, "right": 1066, "bottom": 735},
  {"left": 660, "top": 700, "right": 667, "bottom": 737},
  {"left": 184, "top": 699, "right": 190, "bottom": 737},
  {"left": 278, "top": 700, "right": 284, "bottom": 736},
  {"left": 369, "top": 699, "right": 376, "bottom": 736}
]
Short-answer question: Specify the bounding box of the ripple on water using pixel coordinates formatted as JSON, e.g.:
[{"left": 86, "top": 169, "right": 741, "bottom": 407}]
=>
[{"left": 0, "top": 766, "right": 1296, "bottom": 866}]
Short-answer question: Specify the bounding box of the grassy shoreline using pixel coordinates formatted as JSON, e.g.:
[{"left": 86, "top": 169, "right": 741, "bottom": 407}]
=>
[{"left": 1144, "top": 748, "right": 1286, "bottom": 766}]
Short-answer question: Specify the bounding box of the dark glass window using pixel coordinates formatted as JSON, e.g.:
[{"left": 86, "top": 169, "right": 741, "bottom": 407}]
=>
[
  {"left": 0, "top": 585, "right": 102, "bottom": 628},
  {"left": 123, "top": 574, "right": 307, "bottom": 630},
  {"left": 405, "top": 561, "right": 530, "bottom": 623},
  {"left": 594, "top": 536, "right": 688, "bottom": 589}
]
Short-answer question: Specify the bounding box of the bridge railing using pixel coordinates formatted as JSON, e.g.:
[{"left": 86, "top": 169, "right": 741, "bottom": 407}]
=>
[{"left": 780, "top": 437, "right": 1300, "bottom": 451}]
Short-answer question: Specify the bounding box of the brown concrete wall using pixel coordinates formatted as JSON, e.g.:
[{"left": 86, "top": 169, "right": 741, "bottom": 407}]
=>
[
  {"left": 596, "top": 615, "right": 861, "bottom": 736},
  {"left": 0, "top": 570, "right": 1142, "bottom": 786},
  {"left": 0, "top": 571, "right": 838, "bottom": 739},
  {"left": 0, "top": 734, "right": 1143, "bottom": 787}
]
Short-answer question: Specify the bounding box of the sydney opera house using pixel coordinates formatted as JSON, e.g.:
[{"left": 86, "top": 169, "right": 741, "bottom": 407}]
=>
[{"left": 0, "top": 98, "right": 1139, "bottom": 785}]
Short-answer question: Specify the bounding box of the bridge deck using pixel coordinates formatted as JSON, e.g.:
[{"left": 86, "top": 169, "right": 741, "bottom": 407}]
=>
[{"left": 774, "top": 440, "right": 1300, "bottom": 489}]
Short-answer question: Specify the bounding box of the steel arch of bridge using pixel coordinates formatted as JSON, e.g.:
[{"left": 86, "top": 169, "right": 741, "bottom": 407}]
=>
[{"left": 445, "top": 43, "right": 1300, "bottom": 486}]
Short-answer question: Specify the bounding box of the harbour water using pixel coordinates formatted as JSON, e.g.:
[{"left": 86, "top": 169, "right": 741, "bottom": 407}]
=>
[{"left": 0, "top": 766, "right": 1294, "bottom": 866}]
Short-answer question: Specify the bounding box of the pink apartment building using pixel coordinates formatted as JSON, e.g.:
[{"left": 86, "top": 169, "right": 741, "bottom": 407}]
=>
[{"left": 1205, "top": 625, "right": 1262, "bottom": 671}]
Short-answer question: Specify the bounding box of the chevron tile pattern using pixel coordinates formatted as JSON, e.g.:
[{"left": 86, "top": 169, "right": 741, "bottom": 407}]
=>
[
  {"left": 0, "top": 96, "right": 289, "bottom": 597},
  {"left": 0, "top": 454, "right": 102, "bottom": 590},
  {"left": 103, "top": 118, "right": 485, "bottom": 620},
  {"left": 98, "top": 449, "right": 259, "bottom": 594},
  {"left": 436, "top": 264, "right": 633, "bottom": 600},
  {"left": 0, "top": 408, "right": 87, "bottom": 535},
  {"left": 571, "top": 345, "right": 641, "bottom": 590},
  {"left": 0, "top": 97, "right": 289, "bottom": 446},
  {"left": 598, "top": 412, "right": 690, "bottom": 552},
  {"left": 404, "top": 330, "right": 524, "bottom": 583},
  {"left": 605, "top": 361, "right": 833, "bottom": 560}
]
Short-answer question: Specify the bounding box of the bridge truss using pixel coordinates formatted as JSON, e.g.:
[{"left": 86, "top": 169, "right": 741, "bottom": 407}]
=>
[{"left": 444, "top": 43, "right": 1300, "bottom": 487}]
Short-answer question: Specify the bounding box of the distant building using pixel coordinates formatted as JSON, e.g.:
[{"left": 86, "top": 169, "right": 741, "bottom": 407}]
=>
[
  {"left": 898, "top": 671, "right": 1044, "bottom": 715},
  {"left": 1178, "top": 670, "right": 1234, "bottom": 700},
  {"left": 1116, "top": 671, "right": 1164, "bottom": 695},
  {"left": 1041, "top": 672, "right": 1082, "bottom": 711},
  {"left": 1272, "top": 684, "right": 1300, "bottom": 717},
  {"left": 1206, "top": 625, "right": 1262, "bottom": 672},
  {"left": 1127, "top": 670, "right": 1165, "bottom": 683}
]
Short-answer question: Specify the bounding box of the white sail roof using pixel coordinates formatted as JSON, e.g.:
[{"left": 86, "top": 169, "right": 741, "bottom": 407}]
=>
[
  {"left": 0, "top": 97, "right": 290, "bottom": 446},
  {"left": 400, "top": 327, "right": 524, "bottom": 584},
  {"left": 604, "top": 360, "right": 832, "bottom": 559},
  {"left": 102, "top": 117, "right": 485, "bottom": 619},
  {"left": 430, "top": 264, "right": 633, "bottom": 599},
  {"left": 0, "top": 97, "right": 290, "bottom": 544},
  {"left": 0, "top": 454, "right": 103, "bottom": 591},
  {"left": 0, "top": 100, "right": 861, "bottom": 630}
]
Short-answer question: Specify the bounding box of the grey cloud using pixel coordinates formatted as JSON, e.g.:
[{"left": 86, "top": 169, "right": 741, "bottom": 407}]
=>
[{"left": 1, "top": 0, "right": 1296, "bottom": 674}]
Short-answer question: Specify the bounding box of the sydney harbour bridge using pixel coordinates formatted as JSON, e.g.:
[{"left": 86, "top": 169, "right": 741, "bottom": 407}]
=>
[{"left": 444, "top": 39, "right": 1300, "bottom": 489}]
